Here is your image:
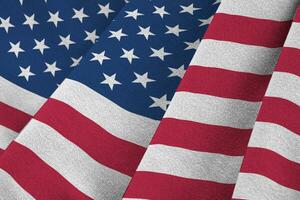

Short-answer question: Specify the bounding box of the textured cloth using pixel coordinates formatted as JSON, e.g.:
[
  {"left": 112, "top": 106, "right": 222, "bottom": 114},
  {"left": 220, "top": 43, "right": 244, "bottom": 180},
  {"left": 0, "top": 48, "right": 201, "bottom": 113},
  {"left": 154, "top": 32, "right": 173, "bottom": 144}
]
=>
[
  {"left": 0, "top": 0, "right": 218, "bottom": 199},
  {"left": 123, "top": 0, "right": 300, "bottom": 199},
  {"left": 233, "top": 6, "right": 300, "bottom": 199},
  {"left": 1, "top": 0, "right": 300, "bottom": 199},
  {"left": 0, "top": 0, "right": 125, "bottom": 154}
]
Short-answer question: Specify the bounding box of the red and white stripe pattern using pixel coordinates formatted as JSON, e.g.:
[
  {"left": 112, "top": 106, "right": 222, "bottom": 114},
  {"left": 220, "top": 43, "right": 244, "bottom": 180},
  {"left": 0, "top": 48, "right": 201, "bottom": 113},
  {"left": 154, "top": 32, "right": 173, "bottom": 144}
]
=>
[
  {"left": 0, "top": 78, "right": 159, "bottom": 199},
  {"left": 0, "top": 77, "right": 46, "bottom": 153},
  {"left": 123, "top": 0, "right": 299, "bottom": 199},
  {"left": 233, "top": 6, "right": 300, "bottom": 200}
]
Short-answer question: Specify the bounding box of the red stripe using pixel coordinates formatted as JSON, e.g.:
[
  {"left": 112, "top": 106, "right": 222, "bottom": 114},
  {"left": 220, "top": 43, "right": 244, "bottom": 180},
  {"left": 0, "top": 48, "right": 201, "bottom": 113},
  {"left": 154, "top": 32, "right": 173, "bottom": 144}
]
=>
[
  {"left": 178, "top": 66, "right": 271, "bottom": 102},
  {"left": 257, "top": 97, "right": 300, "bottom": 135},
  {"left": 293, "top": 7, "right": 300, "bottom": 23},
  {"left": 0, "top": 142, "right": 91, "bottom": 199},
  {"left": 240, "top": 147, "right": 300, "bottom": 191},
  {"left": 0, "top": 102, "right": 31, "bottom": 132},
  {"left": 204, "top": 13, "right": 291, "bottom": 47},
  {"left": 0, "top": 148, "right": 4, "bottom": 155},
  {"left": 34, "top": 98, "right": 146, "bottom": 177},
  {"left": 152, "top": 118, "right": 251, "bottom": 156},
  {"left": 275, "top": 47, "right": 300, "bottom": 77},
  {"left": 124, "top": 171, "right": 234, "bottom": 200}
]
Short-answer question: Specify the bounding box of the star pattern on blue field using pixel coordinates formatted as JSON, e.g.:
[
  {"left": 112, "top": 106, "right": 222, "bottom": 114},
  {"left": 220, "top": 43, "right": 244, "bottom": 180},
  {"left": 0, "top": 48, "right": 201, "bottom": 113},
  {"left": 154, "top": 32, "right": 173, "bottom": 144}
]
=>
[
  {"left": 0, "top": 0, "right": 125, "bottom": 96},
  {"left": 0, "top": 0, "right": 219, "bottom": 120},
  {"left": 68, "top": 0, "right": 219, "bottom": 119}
]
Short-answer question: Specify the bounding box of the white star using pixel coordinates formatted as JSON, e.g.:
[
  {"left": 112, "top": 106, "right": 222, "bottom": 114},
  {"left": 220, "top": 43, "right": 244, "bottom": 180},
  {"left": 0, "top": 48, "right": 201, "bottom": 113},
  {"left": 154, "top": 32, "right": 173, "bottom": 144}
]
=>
[
  {"left": 149, "top": 95, "right": 170, "bottom": 111},
  {"left": 120, "top": 48, "right": 139, "bottom": 64},
  {"left": 0, "top": 17, "right": 14, "bottom": 33},
  {"left": 199, "top": 16, "right": 213, "bottom": 27},
  {"left": 44, "top": 61, "right": 61, "bottom": 77},
  {"left": 165, "top": 25, "right": 186, "bottom": 37},
  {"left": 125, "top": 9, "right": 144, "bottom": 20},
  {"left": 168, "top": 65, "right": 186, "bottom": 78},
  {"left": 33, "top": 39, "right": 49, "bottom": 54},
  {"left": 84, "top": 30, "right": 99, "bottom": 43},
  {"left": 180, "top": 4, "right": 200, "bottom": 15},
  {"left": 184, "top": 39, "right": 200, "bottom": 50},
  {"left": 101, "top": 73, "right": 121, "bottom": 90},
  {"left": 70, "top": 56, "right": 82, "bottom": 67},
  {"left": 23, "top": 14, "right": 39, "bottom": 30},
  {"left": 214, "top": 0, "right": 221, "bottom": 5},
  {"left": 133, "top": 72, "right": 155, "bottom": 88},
  {"left": 153, "top": 6, "right": 169, "bottom": 18},
  {"left": 48, "top": 11, "right": 63, "bottom": 27},
  {"left": 109, "top": 29, "right": 127, "bottom": 41},
  {"left": 72, "top": 8, "right": 88, "bottom": 23},
  {"left": 58, "top": 34, "right": 75, "bottom": 49},
  {"left": 150, "top": 47, "right": 171, "bottom": 61},
  {"left": 8, "top": 41, "right": 24, "bottom": 57},
  {"left": 18, "top": 66, "right": 35, "bottom": 81},
  {"left": 137, "top": 26, "right": 155, "bottom": 40},
  {"left": 98, "top": 3, "right": 114, "bottom": 18},
  {"left": 90, "top": 51, "right": 110, "bottom": 65}
]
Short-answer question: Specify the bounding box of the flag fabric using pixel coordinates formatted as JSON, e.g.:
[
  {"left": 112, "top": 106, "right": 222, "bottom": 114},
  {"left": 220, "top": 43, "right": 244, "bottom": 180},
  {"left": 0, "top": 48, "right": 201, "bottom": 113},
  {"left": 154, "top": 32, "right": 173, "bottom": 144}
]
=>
[
  {"left": 123, "top": 0, "right": 300, "bottom": 199},
  {"left": 233, "top": 6, "right": 300, "bottom": 199},
  {"left": 0, "top": 0, "right": 125, "bottom": 153},
  {"left": 0, "top": 0, "right": 300, "bottom": 200},
  {"left": 0, "top": 0, "right": 218, "bottom": 199}
]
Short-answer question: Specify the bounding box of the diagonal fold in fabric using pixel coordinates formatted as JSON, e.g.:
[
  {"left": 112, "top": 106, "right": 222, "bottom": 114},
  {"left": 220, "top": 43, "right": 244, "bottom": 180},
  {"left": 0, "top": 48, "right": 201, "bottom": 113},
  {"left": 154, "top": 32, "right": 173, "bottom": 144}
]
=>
[
  {"left": 0, "top": 0, "right": 218, "bottom": 199},
  {"left": 0, "top": 0, "right": 126, "bottom": 154},
  {"left": 123, "top": 0, "right": 300, "bottom": 199},
  {"left": 233, "top": 6, "right": 300, "bottom": 200}
]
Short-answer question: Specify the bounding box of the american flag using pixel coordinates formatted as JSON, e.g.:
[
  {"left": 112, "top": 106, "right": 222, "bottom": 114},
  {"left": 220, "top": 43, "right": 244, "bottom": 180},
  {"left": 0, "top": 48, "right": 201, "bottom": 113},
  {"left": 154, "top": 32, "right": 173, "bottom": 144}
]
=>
[
  {"left": 0, "top": 0, "right": 126, "bottom": 152},
  {"left": 1, "top": 0, "right": 300, "bottom": 199},
  {"left": 124, "top": 0, "right": 300, "bottom": 199},
  {"left": 0, "top": 0, "right": 218, "bottom": 199}
]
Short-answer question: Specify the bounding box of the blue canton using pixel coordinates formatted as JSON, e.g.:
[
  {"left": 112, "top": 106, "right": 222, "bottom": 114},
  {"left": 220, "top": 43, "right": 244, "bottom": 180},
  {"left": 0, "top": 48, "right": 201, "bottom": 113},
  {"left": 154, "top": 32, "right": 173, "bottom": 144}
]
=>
[
  {"left": 68, "top": 0, "right": 219, "bottom": 120},
  {"left": 0, "top": 0, "right": 125, "bottom": 97}
]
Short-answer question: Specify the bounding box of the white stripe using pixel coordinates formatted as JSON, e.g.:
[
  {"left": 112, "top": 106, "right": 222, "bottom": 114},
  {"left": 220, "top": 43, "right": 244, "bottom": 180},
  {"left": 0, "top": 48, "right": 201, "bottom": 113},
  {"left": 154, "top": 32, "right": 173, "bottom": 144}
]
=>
[
  {"left": 0, "top": 76, "right": 46, "bottom": 115},
  {"left": 249, "top": 122, "right": 300, "bottom": 163},
  {"left": 137, "top": 144, "right": 243, "bottom": 184},
  {"left": 52, "top": 79, "right": 159, "bottom": 147},
  {"left": 0, "top": 125, "right": 17, "bottom": 150},
  {"left": 16, "top": 119, "right": 130, "bottom": 200},
  {"left": 284, "top": 22, "right": 300, "bottom": 49},
  {"left": 217, "top": 0, "right": 298, "bottom": 21},
  {"left": 190, "top": 39, "right": 280, "bottom": 75},
  {"left": 164, "top": 91, "right": 261, "bottom": 129},
  {"left": 0, "top": 169, "right": 34, "bottom": 200},
  {"left": 266, "top": 72, "right": 300, "bottom": 106},
  {"left": 233, "top": 173, "right": 300, "bottom": 200}
]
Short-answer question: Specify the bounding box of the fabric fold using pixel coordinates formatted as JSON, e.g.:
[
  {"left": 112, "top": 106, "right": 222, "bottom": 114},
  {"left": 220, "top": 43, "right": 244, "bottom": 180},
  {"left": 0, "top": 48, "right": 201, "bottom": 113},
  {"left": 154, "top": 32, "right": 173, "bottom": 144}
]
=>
[
  {"left": 0, "top": 0, "right": 218, "bottom": 199},
  {"left": 123, "top": 0, "right": 299, "bottom": 199},
  {"left": 233, "top": 6, "right": 300, "bottom": 200},
  {"left": 0, "top": 0, "right": 126, "bottom": 154}
]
